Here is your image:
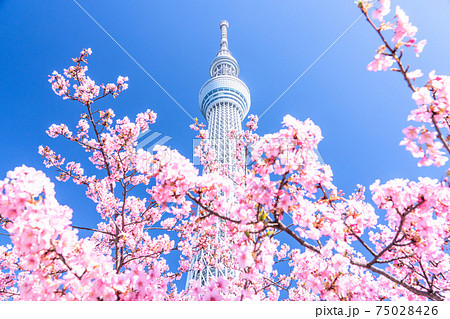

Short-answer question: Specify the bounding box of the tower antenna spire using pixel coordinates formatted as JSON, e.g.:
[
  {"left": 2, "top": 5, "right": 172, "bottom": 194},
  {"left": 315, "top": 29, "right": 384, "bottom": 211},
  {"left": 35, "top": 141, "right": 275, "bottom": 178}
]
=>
[
  {"left": 217, "top": 20, "right": 231, "bottom": 56},
  {"left": 219, "top": 20, "right": 229, "bottom": 52}
]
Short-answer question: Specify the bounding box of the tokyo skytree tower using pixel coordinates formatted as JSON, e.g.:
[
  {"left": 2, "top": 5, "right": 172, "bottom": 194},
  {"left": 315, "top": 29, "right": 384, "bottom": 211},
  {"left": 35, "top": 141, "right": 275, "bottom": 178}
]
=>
[{"left": 185, "top": 20, "right": 251, "bottom": 287}]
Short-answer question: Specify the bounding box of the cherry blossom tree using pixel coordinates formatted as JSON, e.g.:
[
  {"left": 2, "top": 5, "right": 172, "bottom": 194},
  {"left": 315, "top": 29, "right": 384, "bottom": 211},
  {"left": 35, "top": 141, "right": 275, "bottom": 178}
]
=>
[{"left": 0, "top": 0, "right": 449, "bottom": 301}]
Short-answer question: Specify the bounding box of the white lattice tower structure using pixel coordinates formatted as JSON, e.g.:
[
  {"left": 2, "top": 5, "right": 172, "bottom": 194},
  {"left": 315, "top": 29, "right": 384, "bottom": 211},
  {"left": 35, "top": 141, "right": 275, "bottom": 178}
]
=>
[{"left": 185, "top": 20, "right": 251, "bottom": 288}]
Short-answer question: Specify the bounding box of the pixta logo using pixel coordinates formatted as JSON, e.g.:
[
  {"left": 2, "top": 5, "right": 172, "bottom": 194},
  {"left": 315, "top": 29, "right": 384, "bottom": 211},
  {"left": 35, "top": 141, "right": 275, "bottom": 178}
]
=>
[
  {"left": 136, "top": 129, "right": 173, "bottom": 173},
  {"left": 137, "top": 129, "right": 172, "bottom": 153}
]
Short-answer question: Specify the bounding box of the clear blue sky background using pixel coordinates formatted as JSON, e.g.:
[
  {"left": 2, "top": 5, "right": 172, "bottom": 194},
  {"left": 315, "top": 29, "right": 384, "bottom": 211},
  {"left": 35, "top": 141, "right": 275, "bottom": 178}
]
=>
[{"left": 1, "top": 0, "right": 449, "bottom": 261}]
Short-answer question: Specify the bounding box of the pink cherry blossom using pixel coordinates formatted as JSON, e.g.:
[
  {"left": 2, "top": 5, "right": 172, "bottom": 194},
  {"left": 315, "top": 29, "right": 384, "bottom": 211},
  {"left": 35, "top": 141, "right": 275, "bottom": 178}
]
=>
[
  {"left": 412, "top": 87, "right": 432, "bottom": 106},
  {"left": 367, "top": 53, "right": 394, "bottom": 72},
  {"left": 406, "top": 69, "right": 423, "bottom": 80},
  {"left": 372, "top": 0, "right": 391, "bottom": 21},
  {"left": 414, "top": 40, "right": 427, "bottom": 57},
  {"left": 402, "top": 126, "right": 419, "bottom": 139},
  {"left": 418, "top": 130, "right": 437, "bottom": 145},
  {"left": 392, "top": 6, "right": 417, "bottom": 44}
]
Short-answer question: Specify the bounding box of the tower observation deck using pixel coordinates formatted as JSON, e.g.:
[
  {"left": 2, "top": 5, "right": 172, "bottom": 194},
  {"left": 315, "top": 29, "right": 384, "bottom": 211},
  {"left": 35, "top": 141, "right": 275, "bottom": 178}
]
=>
[{"left": 185, "top": 20, "right": 251, "bottom": 287}]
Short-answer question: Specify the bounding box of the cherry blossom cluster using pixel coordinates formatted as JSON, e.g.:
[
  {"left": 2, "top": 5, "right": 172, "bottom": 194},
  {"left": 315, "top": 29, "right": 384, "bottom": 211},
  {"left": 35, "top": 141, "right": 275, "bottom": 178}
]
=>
[
  {"left": 0, "top": 165, "right": 111, "bottom": 300},
  {"left": 187, "top": 108, "right": 449, "bottom": 300},
  {"left": 359, "top": 0, "right": 450, "bottom": 169},
  {"left": 0, "top": 50, "right": 185, "bottom": 300},
  {"left": 402, "top": 72, "right": 450, "bottom": 167},
  {"left": 48, "top": 48, "right": 128, "bottom": 104}
]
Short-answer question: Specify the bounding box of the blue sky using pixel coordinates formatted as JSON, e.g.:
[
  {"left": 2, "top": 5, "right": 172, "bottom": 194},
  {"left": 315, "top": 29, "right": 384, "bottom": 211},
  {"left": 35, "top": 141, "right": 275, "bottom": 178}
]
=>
[{"left": 1, "top": 0, "right": 449, "bottom": 254}]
